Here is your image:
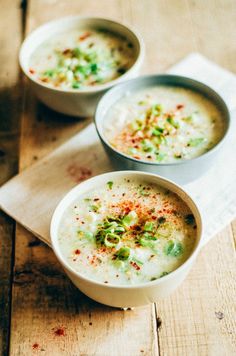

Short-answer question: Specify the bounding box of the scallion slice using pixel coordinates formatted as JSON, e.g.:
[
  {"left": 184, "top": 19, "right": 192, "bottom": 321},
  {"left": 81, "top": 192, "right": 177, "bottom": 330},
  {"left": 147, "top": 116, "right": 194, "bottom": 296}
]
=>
[
  {"left": 104, "top": 233, "right": 120, "bottom": 247},
  {"left": 144, "top": 221, "right": 154, "bottom": 232},
  {"left": 122, "top": 211, "right": 138, "bottom": 227},
  {"left": 115, "top": 247, "right": 130, "bottom": 260}
]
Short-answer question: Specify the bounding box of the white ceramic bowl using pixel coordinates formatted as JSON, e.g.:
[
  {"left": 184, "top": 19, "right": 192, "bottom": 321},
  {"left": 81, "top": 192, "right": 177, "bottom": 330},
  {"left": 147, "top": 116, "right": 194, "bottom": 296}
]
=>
[
  {"left": 50, "top": 171, "right": 203, "bottom": 308},
  {"left": 19, "top": 16, "right": 144, "bottom": 117}
]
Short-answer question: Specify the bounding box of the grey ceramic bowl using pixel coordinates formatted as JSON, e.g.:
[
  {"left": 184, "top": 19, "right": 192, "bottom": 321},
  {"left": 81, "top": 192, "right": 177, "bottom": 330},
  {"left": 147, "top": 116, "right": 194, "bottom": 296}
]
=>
[{"left": 95, "top": 74, "right": 230, "bottom": 184}]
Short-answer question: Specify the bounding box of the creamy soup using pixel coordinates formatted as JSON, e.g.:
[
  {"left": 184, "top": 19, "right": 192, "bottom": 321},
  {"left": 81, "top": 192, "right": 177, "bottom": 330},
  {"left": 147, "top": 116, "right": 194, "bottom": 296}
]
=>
[
  {"left": 58, "top": 178, "right": 197, "bottom": 286},
  {"left": 104, "top": 86, "right": 224, "bottom": 163},
  {"left": 29, "top": 28, "right": 135, "bottom": 90}
]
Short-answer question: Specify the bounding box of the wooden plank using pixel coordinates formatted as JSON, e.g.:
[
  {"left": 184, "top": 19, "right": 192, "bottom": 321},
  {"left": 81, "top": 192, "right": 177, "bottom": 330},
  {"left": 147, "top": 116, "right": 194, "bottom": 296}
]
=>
[
  {"left": 0, "top": 1, "right": 22, "bottom": 355},
  {"left": 185, "top": 0, "right": 236, "bottom": 73},
  {"left": 156, "top": 228, "right": 236, "bottom": 356},
  {"left": 0, "top": 213, "right": 15, "bottom": 356},
  {"left": 9, "top": 1, "right": 158, "bottom": 355},
  {"left": 7, "top": 0, "right": 236, "bottom": 355},
  {"left": 154, "top": 0, "right": 236, "bottom": 354}
]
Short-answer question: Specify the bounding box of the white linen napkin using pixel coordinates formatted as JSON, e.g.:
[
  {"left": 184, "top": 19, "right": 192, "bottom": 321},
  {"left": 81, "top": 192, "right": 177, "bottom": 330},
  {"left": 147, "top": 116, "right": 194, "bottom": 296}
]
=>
[{"left": 169, "top": 53, "right": 236, "bottom": 245}]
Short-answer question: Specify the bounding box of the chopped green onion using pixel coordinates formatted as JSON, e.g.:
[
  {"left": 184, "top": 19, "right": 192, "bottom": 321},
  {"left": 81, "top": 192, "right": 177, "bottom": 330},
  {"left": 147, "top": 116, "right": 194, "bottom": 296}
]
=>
[
  {"left": 139, "top": 238, "right": 155, "bottom": 248},
  {"left": 152, "top": 128, "right": 163, "bottom": 136},
  {"left": 138, "top": 100, "right": 146, "bottom": 105},
  {"left": 84, "top": 198, "right": 91, "bottom": 202},
  {"left": 115, "top": 247, "right": 130, "bottom": 260},
  {"left": 104, "top": 233, "right": 120, "bottom": 247},
  {"left": 174, "top": 153, "right": 182, "bottom": 159},
  {"left": 84, "top": 51, "right": 97, "bottom": 63},
  {"left": 144, "top": 221, "right": 154, "bottom": 232},
  {"left": 95, "top": 230, "right": 105, "bottom": 244},
  {"left": 155, "top": 152, "right": 167, "bottom": 162},
  {"left": 156, "top": 222, "right": 173, "bottom": 238},
  {"left": 106, "top": 215, "right": 121, "bottom": 223},
  {"left": 90, "top": 63, "right": 98, "bottom": 73},
  {"left": 72, "top": 47, "right": 82, "bottom": 57},
  {"left": 72, "top": 82, "right": 81, "bottom": 89},
  {"left": 167, "top": 116, "right": 180, "bottom": 129},
  {"left": 114, "top": 226, "right": 126, "bottom": 233},
  {"left": 132, "top": 257, "right": 144, "bottom": 265},
  {"left": 90, "top": 204, "right": 100, "bottom": 212},
  {"left": 160, "top": 271, "right": 169, "bottom": 278},
  {"left": 114, "top": 260, "right": 125, "bottom": 269},
  {"left": 182, "top": 116, "right": 193, "bottom": 122},
  {"left": 151, "top": 104, "right": 162, "bottom": 116},
  {"left": 107, "top": 181, "right": 113, "bottom": 190},
  {"left": 78, "top": 230, "right": 93, "bottom": 240},
  {"left": 142, "top": 232, "right": 157, "bottom": 240},
  {"left": 131, "top": 119, "right": 144, "bottom": 131},
  {"left": 164, "top": 240, "right": 183, "bottom": 257},
  {"left": 150, "top": 277, "right": 157, "bottom": 281},
  {"left": 122, "top": 211, "right": 138, "bottom": 227},
  {"left": 138, "top": 186, "right": 150, "bottom": 196},
  {"left": 84, "top": 231, "right": 94, "bottom": 240},
  {"left": 43, "top": 69, "right": 54, "bottom": 77},
  {"left": 141, "top": 140, "right": 154, "bottom": 152},
  {"left": 104, "top": 221, "right": 118, "bottom": 228},
  {"left": 128, "top": 147, "right": 138, "bottom": 155},
  {"left": 187, "top": 137, "right": 204, "bottom": 147}
]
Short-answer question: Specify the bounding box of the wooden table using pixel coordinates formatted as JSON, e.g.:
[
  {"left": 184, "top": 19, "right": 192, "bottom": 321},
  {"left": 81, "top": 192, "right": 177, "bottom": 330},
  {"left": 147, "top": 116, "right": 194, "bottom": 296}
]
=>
[{"left": 1, "top": 1, "right": 236, "bottom": 355}]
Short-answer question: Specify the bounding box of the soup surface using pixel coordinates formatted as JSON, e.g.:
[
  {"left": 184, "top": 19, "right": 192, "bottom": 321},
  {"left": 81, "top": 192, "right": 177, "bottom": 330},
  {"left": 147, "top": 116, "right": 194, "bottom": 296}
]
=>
[
  {"left": 58, "top": 178, "right": 197, "bottom": 285},
  {"left": 104, "top": 86, "right": 224, "bottom": 163},
  {"left": 29, "top": 28, "right": 135, "bottom": 89}
]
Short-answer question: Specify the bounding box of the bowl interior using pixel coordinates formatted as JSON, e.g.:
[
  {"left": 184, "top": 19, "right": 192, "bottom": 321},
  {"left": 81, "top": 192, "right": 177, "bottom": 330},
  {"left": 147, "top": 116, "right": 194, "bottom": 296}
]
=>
[
  {"left": 19, "top": 16, "right": 143, "bottom": 92},
  {"left": 95, "top": 74, "right": 230, "bottom": 166},
  {"left": 50, "top": 170, "right": 203, "bottom": 289}
]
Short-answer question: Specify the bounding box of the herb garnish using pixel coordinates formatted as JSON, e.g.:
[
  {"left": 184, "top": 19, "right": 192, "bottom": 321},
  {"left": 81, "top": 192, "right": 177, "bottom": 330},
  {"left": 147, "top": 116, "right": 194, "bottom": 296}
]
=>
[
  {"left": 164, "top": 240, "right": 183, "bottom": 257},
  {"left": 107, "top": 181, "right": 114, "bottom": 189}
]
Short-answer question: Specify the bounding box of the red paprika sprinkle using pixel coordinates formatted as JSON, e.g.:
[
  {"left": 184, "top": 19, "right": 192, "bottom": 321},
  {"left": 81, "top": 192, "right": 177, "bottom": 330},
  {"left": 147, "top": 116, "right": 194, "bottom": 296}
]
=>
[
  {"left": 67, "top": 164, "right": 92, "bottom": 183},
  {"left": 176, "top": 104, "right": 184, "bottom": 110},
  {"left": 62, "top": 48, "right": 71, "bottom": 55},
  {"left": 79, "top": 32, "right": 91, "bottom": 41},
  {"left": 53, "top": 326, "right": 66, "bottom": 337},
  {"left": 130, "top": 261, "right": 141, "bottom": 270},
  {"left": 32, "top": 343, "right": 39, "bottom": 350},
  {"left": 29, "top": 68, "right": 35, "bottom": 74},
  {"left": 75, "top": 249, "right": 81, "bottom": 255}
]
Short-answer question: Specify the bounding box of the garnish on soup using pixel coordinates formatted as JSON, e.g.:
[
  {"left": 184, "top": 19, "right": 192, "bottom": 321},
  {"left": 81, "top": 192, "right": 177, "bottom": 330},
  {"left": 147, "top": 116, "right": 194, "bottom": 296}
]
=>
[
  {"left": 29, "top": 28, "right": 135, "bottom": 89},
  {"left": 58, "top": 178, "right": 197, "bottom": 285},
  {"left": 104, "top": 86, "right": 224, "bottom": 163}
]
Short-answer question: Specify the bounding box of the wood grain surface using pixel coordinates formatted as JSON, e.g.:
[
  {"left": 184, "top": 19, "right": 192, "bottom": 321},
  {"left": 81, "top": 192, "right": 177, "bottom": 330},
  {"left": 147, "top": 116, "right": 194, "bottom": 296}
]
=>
[
  {"left": 0, "top": 1, "right": 22, "bottom": 355},
  {"left": 0, "top": 1, "right": 235, "bottom": 355}
]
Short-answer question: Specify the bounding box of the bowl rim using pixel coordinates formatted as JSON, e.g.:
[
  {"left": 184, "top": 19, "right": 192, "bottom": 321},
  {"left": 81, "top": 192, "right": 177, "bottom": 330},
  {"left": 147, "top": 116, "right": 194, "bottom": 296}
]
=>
[
  {"left": 19, "top": 15, "right": 145, "bottom": 94},
  {"left": 94, "top": 73, "right": 231, "bottom": 167},
  {"left": 50, "top": 170, "right": 203, "bottom": 290}
]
